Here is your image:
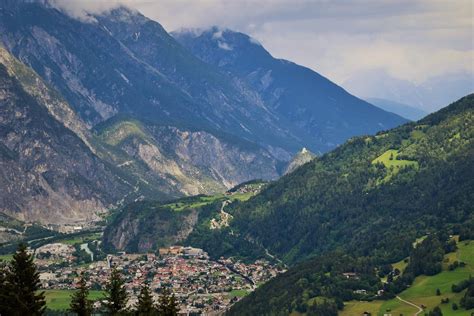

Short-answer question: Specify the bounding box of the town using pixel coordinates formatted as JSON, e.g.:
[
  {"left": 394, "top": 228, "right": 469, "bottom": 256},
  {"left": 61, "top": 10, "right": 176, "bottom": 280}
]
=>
[{"left": 34, "top": 243, "right": 284, "bottom": 314}]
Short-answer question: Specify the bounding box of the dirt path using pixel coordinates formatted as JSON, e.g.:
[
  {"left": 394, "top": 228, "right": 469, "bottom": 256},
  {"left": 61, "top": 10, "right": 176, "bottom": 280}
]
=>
[{"left": 396, "top": 296, "right": 423, "bottom": 315}]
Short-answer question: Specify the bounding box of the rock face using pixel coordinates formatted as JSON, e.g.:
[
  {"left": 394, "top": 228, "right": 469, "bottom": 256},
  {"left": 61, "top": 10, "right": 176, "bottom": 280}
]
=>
[
  {"left": 0, "top": 2, "right": 296, "bottom": 155},
  {"left": 0, "top": 47, "right": 131, "bottom": 224},
  {"left": 174, "top": 27, "right": 408, "bottom": 153},
  {"left": 95, "top": 118, "right": 280, "bottom": 196},
  {"left": 283, "top": 148, "right": 316, "bottom": 175}
]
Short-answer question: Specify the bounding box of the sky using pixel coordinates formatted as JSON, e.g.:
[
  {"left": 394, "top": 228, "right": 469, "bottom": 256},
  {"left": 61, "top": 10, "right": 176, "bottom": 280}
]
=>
[{"left": 52, "top": 0, "right": 473, "bottom": 87}]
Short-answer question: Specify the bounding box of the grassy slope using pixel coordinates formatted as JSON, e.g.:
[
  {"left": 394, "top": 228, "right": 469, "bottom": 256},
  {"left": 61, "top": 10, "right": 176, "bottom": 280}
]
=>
[{"left": 342, "top": 239, "right": 474, "bottom": 316}]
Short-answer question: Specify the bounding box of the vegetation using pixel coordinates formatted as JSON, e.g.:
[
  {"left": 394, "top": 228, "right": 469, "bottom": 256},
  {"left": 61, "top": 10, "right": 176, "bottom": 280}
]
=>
[
  {"left": 136, "top": 284, "right": 155, "bottom": 315},
  {"left": 0, "top": 243, "right": 46, "bottom": 315},
  {"left": 228, "top": 96, "right": 474, "bottom": 314},
  {"left": 156, "top": 288, "right": 179, "bottom": 316},
  {"left": 69, "top": 273, "right": 93, "bottom": 316},
  {"left": 103, "top": 267, "right": 128, "bottom": 314},
  {"left": 44, "top": 290, "right": 103, "bottom": 311},
  {"left": 221, "top": 95, "right": 474, "bottom": 264}
]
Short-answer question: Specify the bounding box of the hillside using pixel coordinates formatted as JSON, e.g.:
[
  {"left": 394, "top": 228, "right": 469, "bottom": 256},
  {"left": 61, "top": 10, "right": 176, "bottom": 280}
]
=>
[
  {"left": 93, "top": 116, "right": 280, "bottom": 197},
  {"left": 103, "top": 182, "right": 267, "bottom": 259},
  {"left": 229, "top": 236, "right": 474, "bottom": 315},
  {"left": 225, "top": 95, "right": 473, "bottom": 265},
  {"left": 174, "top": 27, "right": 407, "bottom": 153}
]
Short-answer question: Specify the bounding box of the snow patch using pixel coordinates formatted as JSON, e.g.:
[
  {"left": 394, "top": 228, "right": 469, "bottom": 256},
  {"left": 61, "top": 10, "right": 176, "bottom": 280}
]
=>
[
  {"left": 212, "top": 30, "right": 223, "bottom": 39},
  {"left": 115, "top": 69, "right": 130, "bottom": 84},
  {"left": 218, "top": 41, "right": 233, "bottom": 51},
  {"left": 249, "top": 36, "right": 262, "bottom": 46}
]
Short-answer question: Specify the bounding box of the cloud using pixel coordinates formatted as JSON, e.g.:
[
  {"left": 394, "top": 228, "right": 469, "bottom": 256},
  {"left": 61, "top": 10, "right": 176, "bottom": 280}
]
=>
[
  {"left": 47, "top": 0, "right": 473, "bottom": 85},
  {"left": 48, "top": 0, "right": 128, "bottom": 22}
]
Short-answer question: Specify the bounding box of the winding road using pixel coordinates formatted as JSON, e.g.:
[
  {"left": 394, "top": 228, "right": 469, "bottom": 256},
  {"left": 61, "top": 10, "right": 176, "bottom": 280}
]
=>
[{"left": 396, "top": 296, "right": 423, "bottom": 316}]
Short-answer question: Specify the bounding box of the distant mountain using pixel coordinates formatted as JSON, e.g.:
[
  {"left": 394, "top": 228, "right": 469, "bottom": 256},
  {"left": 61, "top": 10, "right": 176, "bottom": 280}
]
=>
[
  {"left": 344, "top": 68, "right": 474, "bottom": 112},
  {"left": 93, "top": 116, "right": 281, "bottom": 197},
  {"left": 283, "top": 147, "right": 315, "bottom": 175},
  {"left": 0, "top": 2, "right": 297, "bottom": 157},
  {"left": 174, "top": 27, "right": 407, "bottom": 153},
  {"left": 367, "top": 97, "right": 427, "bottom": 121}
]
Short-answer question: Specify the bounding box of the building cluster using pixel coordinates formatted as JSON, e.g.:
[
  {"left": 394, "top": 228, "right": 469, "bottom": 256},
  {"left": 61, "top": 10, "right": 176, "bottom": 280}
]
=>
[{"left": 37, "top": 245, "right": 282, "bottom": 314}]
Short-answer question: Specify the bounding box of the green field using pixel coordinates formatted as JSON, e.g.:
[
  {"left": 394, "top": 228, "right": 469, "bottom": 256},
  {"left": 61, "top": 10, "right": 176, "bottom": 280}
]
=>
[
  {"left": 163, "top": 194, "right": 225, "bottom": 211},
  {"left": 372, "top": 149, "right": 419, "bottom": 183},
  {"left": 342, "top": 239, "right": 474, "bottom": 316},
  {"left": 228, "top": 289, "right": 249, "bottom": 299},
  {"left": 163, "top": 191, "right": 257, "bottom": 212},
  {"left": 44, "top": 289, "right": 104, "bottom": 310},
  {"left": 0, "top": 253, "right": 13, "bottom": 261},
  {"left": 340, "top": 300, "right": 384, "bottom": 316},
  {"left": 56, "top": 232, "right": 102, "bottom": 245}
]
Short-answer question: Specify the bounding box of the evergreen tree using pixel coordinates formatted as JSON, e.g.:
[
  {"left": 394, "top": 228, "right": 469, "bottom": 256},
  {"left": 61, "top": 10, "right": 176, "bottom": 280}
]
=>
[
  {"left": 428, "top": 306, "right": 443, "bottom": 316},
  {"left": 157, "top": 288, "right": 179, "bottom": 316},
  {"left": 70, "top": 272, "right": 93, "bottom": 316},
  {"left": 136, "top": 283, "right": 156, "bottom": 315},
  {"left": 0, "top": 260, "right": 10, "bottom": 315},
  {"left": 104, "top": 267, "right": 128, "bottom": 315},
  {"left": 4, "top": 243, "right": 46, "bottom": 315}
]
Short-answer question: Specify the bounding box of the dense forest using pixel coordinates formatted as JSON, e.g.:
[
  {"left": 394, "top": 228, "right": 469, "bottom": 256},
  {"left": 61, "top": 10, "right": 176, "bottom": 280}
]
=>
[
  {"left": 226, "top": 95, "right": 473, "bottom": 314},
  {"left": 226, "top": 95, "right": 473, "bottom": 264}
]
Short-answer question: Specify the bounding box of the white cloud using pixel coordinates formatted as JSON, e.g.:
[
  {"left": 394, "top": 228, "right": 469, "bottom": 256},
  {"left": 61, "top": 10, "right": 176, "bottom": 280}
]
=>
[{"left": 48, "top": 0, "right": 474, "bottom": 85}]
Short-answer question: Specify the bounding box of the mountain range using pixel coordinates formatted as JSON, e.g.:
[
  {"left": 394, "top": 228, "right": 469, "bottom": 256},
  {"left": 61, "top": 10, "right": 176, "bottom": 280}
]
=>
[
  {"left": 0, "top": 1, "right": 406, "bottom": 225},
  {"left": 344, "top": 68, "right": 474, "bottom": 113}
]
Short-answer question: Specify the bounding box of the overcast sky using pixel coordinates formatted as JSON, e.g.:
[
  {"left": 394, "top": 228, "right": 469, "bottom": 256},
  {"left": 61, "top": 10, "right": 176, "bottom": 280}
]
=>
[{"left": 53, "top": 0, "right": 473, "bottom": 86}]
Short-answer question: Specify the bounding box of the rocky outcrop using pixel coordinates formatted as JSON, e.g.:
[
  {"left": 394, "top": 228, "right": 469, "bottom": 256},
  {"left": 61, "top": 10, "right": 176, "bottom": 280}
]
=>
[{"left": 284, "top": 148, "right": 316, "bottom": 175}]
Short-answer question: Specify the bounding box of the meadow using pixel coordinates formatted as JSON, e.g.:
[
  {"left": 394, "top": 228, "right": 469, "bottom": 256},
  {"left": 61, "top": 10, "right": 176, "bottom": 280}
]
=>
[
  {"left": 44, "top": 289, "right": 104, "bottom": 310},
  {"left": 342, "top": 239, "right": 473, "bottom": 316}
]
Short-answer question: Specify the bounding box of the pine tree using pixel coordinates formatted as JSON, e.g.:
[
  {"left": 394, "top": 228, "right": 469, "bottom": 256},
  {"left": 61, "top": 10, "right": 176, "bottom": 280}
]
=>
[
  {"left": 6, "top": 243, "right": 46, "bottom": 315},
  {"left": 157, "top": 288, "right": 178, "bottom": 316},
  {"left": 104, "top": 267, "right": 128, "bottom": 315},
  {"left": 0, "top": 260, "right": 10, "bottom": 315},
  {"left": 136, "top": 283, "right": 156, "bottom": 315},
  {"left": 70, "top": 272, "right": 93, "bottom": 316}
]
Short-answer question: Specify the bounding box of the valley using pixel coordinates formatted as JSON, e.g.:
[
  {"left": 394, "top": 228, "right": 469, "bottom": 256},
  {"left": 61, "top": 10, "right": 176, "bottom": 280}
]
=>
[{"left": 0, "top": 1, "right": 472, "bottom": 315}]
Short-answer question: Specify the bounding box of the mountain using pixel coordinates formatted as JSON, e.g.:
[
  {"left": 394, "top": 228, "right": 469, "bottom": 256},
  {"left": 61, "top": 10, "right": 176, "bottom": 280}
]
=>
[
  {"left": 366, "top": 97, "right": 427, "bottom": 121},
  {"left": 344, "top": 68, "right": 474, "bottom": 113},
  {"left": 173, "top": 27, "right": 407, "bottom": 153},
  {"left": 0, "top": 46, "right": 132, "bottom": 225},
  {"left": 283, "top": 147, "right": 315, "bottom": 175},
  {"left": 103, "top": 95, "right": 473, "bottom": 264},
  {"left": 0, "top": 46, "right": 282, "bottom": 225},
  {"left": 93, "top": 116, "right": 281, "bottom": 197}
]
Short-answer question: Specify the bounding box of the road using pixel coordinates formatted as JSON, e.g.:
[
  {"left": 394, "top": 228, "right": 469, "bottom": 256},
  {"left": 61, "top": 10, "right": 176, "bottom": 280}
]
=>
[{"left": 396, "top": 296, "right": 423, "bottom": 316}]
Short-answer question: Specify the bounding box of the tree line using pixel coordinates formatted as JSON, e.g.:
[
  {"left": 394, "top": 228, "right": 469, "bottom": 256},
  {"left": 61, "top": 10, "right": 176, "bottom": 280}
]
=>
[{"left": 0, "top": 243, "right": 179, "bottom": 315}]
